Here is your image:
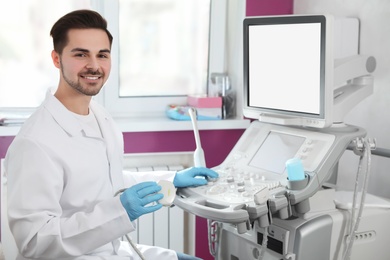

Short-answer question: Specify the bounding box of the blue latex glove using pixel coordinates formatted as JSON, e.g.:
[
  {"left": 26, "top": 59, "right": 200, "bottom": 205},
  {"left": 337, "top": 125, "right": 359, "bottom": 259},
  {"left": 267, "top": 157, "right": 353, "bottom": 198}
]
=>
[
  {"left": 120, "top": 182, "right": 163, "bottom": 222},
  {"left": 173, "top": 167, "right": 219, "bottom": 188}
]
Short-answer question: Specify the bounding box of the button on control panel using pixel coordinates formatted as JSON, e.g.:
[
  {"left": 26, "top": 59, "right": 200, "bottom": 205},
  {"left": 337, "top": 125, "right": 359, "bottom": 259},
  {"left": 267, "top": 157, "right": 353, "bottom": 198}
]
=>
[{"left": 195, "top": 167, "right": 284, "bottom": 204}]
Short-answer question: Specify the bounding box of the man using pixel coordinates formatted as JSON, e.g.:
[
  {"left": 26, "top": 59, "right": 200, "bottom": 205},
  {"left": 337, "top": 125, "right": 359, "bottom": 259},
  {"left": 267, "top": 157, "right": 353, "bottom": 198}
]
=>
[{"left": 4, "top": 9, "right": 218, "bottom": 260}]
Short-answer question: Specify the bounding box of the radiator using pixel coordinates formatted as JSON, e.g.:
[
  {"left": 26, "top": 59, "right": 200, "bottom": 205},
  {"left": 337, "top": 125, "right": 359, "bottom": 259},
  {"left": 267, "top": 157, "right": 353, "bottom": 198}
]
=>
[{"left": 123, "top": 152, "right": 195, "bottom": 255}]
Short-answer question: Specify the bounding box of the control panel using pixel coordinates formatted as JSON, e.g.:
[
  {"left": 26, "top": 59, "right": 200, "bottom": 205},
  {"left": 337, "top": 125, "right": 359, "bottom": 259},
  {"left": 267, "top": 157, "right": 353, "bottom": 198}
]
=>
[{"left": 175, "top": 121, "right": 365, "bottom": 226}]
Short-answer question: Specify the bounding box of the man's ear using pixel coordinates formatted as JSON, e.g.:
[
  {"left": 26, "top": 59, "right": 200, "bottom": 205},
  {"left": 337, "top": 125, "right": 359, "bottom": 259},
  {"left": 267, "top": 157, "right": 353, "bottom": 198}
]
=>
[{"left": 51, "top": 50, "right": 61, "bottom": 68}]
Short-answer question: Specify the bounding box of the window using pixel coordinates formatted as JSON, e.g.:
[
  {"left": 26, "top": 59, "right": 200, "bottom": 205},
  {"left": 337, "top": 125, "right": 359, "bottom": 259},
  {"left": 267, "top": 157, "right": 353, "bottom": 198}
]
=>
[
  {"left": 0, "top": 0, "right": 228, "bottom": 118},
  {"left": 0, "top": 0, "right": 92, "bottom": 108},
  {"left": 119, "top": 0, "right": 210, "bottom": 97}
]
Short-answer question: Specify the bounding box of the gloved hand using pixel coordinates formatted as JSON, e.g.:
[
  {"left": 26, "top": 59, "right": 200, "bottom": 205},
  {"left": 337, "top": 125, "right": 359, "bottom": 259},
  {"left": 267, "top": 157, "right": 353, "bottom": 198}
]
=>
[
  {"left": 120, "top": 181, "right": 163, "bottom": 222},
  {"left": 173, "top": 167, "right": 219, "bottom": 188}
]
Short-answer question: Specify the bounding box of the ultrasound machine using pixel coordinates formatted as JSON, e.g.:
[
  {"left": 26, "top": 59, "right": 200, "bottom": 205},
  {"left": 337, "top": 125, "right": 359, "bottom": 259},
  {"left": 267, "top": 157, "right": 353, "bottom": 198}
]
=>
[{"left": 174, "top": 15, "right": 390, "bottom": 260}]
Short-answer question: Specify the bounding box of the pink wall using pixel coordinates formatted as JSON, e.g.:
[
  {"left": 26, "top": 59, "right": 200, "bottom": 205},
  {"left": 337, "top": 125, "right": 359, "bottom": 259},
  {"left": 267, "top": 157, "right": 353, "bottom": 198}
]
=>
[
  {"left": 1, "top": 130, "right": 243, "bottom": 167},
  {"left": 246, "top": 0, "right": 293, "bottom": 16},
  {"left": 0, "top": 136, "right": 14, "bottom": 159},
  {"left": 122, "top": 130, "right": 243, "bottom": 166},
  {"left": 1, "top": 130, "right": 242, "bottom": 163}
]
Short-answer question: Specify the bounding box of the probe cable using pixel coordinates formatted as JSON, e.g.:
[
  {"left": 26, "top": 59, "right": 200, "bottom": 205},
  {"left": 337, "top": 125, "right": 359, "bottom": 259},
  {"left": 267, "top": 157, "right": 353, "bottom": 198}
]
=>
[
  {"left": 125, "top": 234, "right": 146, "bottom": 260},
  {"left": 115, "top": 188, "right": 147, "bottom": 260},
  {"left": 342, "top": 138, "right": 373, "bottom": 260}
]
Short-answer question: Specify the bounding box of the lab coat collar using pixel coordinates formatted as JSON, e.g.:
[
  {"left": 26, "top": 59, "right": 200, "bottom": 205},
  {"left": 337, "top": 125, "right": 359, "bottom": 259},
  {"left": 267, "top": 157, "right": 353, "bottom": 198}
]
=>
[{"left": 43, "top": 92, "right": 107, "bottom": 138}]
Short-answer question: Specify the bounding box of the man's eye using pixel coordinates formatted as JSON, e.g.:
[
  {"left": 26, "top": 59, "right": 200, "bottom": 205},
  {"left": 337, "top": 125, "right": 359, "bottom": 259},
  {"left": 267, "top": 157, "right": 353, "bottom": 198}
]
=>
[{"left": 75, "top": 53, "right": 86, "bottom": 57}]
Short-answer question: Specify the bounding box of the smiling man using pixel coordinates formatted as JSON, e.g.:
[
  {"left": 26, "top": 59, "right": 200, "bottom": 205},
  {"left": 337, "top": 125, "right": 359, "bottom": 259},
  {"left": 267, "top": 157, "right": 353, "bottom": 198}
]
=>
[{"left": 4, "top": 9, "right": 217, "bottom": 260}]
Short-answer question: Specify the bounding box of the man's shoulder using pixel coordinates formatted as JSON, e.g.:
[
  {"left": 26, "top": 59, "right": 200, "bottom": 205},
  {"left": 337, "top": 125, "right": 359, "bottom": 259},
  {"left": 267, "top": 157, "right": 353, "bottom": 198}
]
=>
[{"left": 17, "top": 105, "right": 61, "bottom": 139}]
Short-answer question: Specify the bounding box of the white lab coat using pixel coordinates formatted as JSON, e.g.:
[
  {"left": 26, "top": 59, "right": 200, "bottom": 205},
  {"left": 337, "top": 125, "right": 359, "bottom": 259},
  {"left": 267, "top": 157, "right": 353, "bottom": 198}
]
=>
[{"left": 4, "top": 93, "right": 178, "bottom": 260}]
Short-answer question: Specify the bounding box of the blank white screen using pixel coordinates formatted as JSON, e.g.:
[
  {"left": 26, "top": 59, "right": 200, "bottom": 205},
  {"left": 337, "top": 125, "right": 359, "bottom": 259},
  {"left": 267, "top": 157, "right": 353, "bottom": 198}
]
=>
[{"left": 248, "top": 23, "right": 321, "bottom": 114}]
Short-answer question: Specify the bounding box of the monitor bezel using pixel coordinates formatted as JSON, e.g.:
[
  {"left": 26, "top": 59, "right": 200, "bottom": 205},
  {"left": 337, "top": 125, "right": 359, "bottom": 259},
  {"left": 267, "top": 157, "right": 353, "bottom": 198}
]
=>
[{"left": 243, "top": 14, "right": 334, "bottom": 128}]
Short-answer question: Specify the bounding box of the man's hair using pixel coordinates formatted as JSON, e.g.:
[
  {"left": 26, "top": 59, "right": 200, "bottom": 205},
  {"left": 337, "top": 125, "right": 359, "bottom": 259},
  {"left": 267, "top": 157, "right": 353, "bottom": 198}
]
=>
[{"left": 50, "top": 9, "right": 113, "bottom": 54}]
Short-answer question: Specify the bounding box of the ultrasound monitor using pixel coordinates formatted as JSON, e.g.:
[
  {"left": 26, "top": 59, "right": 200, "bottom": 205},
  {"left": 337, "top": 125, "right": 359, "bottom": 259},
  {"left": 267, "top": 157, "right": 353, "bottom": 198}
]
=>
[{"left": 243, "top": 15, "right": 334, "bottom": 128}]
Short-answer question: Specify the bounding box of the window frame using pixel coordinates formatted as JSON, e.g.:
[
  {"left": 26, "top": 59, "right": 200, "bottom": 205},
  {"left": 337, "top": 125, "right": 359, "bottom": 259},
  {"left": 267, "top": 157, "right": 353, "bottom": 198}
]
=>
[{"left": 96, "top": 0, "right": 228, "bottom": 117}]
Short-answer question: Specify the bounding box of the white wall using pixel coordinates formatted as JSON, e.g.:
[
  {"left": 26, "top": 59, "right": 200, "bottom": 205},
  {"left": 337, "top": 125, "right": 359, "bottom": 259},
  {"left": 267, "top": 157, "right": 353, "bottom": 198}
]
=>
[
  {"left": 226, "top": 0, "right": 246, "bottom": 119},
  {"left": 294, "top": 0, "right": 390, "bottom": 198}
]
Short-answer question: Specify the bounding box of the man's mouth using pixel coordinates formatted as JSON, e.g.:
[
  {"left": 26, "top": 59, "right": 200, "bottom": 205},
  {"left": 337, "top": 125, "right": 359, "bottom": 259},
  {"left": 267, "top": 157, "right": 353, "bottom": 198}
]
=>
[{"left": 81, "top": 75, "right": 102, "bottom": 80}]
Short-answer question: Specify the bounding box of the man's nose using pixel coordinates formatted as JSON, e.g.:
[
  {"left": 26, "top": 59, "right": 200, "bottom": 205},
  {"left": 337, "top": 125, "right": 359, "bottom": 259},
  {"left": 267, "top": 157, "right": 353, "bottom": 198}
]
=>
[{"left": 86, "top": 57, "right": 100, "bottom": 70}]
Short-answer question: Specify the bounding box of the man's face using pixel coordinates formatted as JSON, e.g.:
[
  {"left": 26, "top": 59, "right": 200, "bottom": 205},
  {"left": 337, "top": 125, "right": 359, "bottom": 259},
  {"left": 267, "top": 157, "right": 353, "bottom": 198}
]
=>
[{"left": 53, "top": 28, "right": 111, "bottom": 96}]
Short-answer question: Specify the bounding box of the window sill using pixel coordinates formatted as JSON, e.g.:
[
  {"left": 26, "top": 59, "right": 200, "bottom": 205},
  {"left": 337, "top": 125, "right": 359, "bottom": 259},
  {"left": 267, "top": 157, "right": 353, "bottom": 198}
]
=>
[
  {"left": 0, "top": 117, "right": 250, "bottom": 136},
  {"left": 114, "top": 116, "right": 250, "bottom": 132},
  {"left": 0, "top": 125, "right": 21, "bottom": 137}
]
